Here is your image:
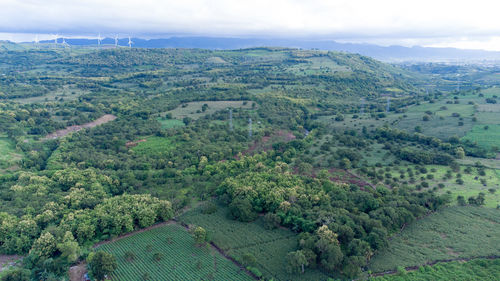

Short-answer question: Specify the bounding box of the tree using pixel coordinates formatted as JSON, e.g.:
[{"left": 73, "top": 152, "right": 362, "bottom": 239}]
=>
[
  {"left": 262, "top": 213, "right": 281, "bottom": 230},
  {"left": 229, "top": 197, "right": 257, "bottom": 222},
  {"left": 315, "top": 225, "right": 343, "bottom": 272},
  {"left": 340, "top": 158, "right": 352, "bottom": 169},
  {"left": 193, "top": 226, "right": 207, "bottom": 245},
  {"left": 241, "top": 253, "right": 257, "bottom": 267},
  {"left": 88, "top": 251, "right": 117, "bottom": 281},
  {"left": 57, "top": 231, "right": 81, "bottom": 264},
  {"left": 455, "top": 147, "right": 465, "bottom": 159},
  {"left": 286, "top": 250, "right": 308, "bottom": 274},
  {"left": 29, "top": 232, "right": 57, "bottom": 259},
  {"left": 0, "top": 268, "right": 31, "bottom": 281},
  {"left": 153, "top": 252, "right": 163, "bottom": 262},
  {"left": 457, "top": 195, "right": 467, "bottom": 206}
]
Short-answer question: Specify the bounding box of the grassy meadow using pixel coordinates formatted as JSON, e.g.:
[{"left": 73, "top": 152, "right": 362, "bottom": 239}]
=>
[
  {"left": 371, "top": 258, "right": 500, "bottom": 281},
  {"left": 167, "top": 100, "right": 255, "bottom": 120},
  {"left": 368, "top": 206, "right": 500, "bottom": 273}
]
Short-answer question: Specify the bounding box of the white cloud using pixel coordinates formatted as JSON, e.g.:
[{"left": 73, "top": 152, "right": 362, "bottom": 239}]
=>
[{"left": 1, "top": 0, "right": 500, "bottom": 49}]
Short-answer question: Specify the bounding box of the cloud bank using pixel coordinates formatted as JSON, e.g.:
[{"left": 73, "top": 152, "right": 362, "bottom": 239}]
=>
[{"left": 1, "top": 0, "right": 500, "bottom": 50}]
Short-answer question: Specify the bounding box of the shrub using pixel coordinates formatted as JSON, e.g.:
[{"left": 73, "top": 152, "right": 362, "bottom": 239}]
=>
[{"left": 201, "top": 201, "right": 218, "bottom": 214}]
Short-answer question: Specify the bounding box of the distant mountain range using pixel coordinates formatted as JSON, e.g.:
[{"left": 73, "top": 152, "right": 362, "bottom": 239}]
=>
[{"left": 21, "top": 36, "right": 500, "bottom": 62}]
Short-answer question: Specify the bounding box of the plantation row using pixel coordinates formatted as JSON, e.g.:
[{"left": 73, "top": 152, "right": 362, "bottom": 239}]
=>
[{"left": 98, "top": 224, "right": 253, "bottom": 281}]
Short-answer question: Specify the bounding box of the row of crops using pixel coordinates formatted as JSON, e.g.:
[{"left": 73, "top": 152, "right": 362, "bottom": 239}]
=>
[
  {"left": 178, "top": 206, "right": 334, "bottom": 281},
  {"left": 98, "top": 223, "right": 253, "bottom": 281}
]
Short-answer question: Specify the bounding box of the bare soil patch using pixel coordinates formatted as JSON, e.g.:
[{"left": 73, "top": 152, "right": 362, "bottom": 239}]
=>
[
  {"left": 240, "top": 130, "right": 296, "bottom": 158},
  {"left": 125, "top": 138, "right": 146, "bottom": 148},
  {"left": 69, "top": 262, "right": 87, "bottom": 281},
  {"left": 0, "top": 255, "right": 22, "bottom": 272},
  {"left": 43, "top": 114, "right": 117, "bottom": 140}
]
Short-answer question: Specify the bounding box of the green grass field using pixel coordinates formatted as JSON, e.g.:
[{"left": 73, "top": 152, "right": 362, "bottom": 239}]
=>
[
  {"left": 286, "top": 57, "right": 351, "bottom": 75},
  {"left": 359, "top": 164, "right": 500, "bottom": 208},
  {"left": 368, "top": 206, "right": 500, "bottom": 273},
  {"left": 462, "top": 124, "right": 500, "bottom": 149},
  {"left": 157, "top": 118, "right": 185, "bottom": 129},
  {"left": 0, "top": 137, "right": 21, "bottom": 170},
  {"left": 395, "top": 99, "right": 475, "bottom": 139},
  {"left": 97, "top": 223, "right": 253, "bottom": 281},
  {"left": 371, "top": 258, "right": 500, "bottom": 281},
  {"left": 131, "top": 136, "right": 175, "bottom": 155},
  {"left": 179, "top": 205, "right": 333, "bottom": 281},
  {"left": 167, "top": 100, "right": 255, "bottom": 120},
  {"left": 11, "top": 87, "right": 88, "bottom": 104}
]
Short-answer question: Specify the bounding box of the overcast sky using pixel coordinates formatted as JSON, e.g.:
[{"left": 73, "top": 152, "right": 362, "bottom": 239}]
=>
[{"left": 1, "top": 0, "right": 500, "bottom": 50}]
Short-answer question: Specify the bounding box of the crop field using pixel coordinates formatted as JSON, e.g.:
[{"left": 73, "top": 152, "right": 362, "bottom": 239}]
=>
[
  {"left": 368, "top": 206, "right": 500, "bottom": 273},
  {"left": 131, "top": 136, "right": 175, "bottom": 155},
  {"left": 97, "top": 224, "right": 253, "bottom": 281},
  {"left": 372, "top": 258, "right": 500, "bottom": 281},
  {"left": 157, "top": 118, "right": 185, "bottom": 129},
  {"left": 178, "top": 205, "right": 333, "bottom": 281},
  {"left": 167, "top": 100, "right": 255, "bottom": 120},
  {"left": 462, "top": 124, "right": 500, "bottom": 150}
]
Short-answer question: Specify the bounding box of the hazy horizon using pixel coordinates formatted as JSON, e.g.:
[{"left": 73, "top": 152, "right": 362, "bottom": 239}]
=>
[{"left": 1, "top": 0, "right": 500, "bottom": 51}]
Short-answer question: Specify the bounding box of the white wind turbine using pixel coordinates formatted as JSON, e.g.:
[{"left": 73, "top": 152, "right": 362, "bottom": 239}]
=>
[
  {"left": 114, "top": 35, "right": 119, "bottom": 47},
  {"left": 128, "top": 36, "right": 133, "bottom": 48},
  {"left": 97, "top": 33, "right": 103, "bottom": 48},
  {"left": 61, "top": 37, "right": 70, "bottom": 48}
]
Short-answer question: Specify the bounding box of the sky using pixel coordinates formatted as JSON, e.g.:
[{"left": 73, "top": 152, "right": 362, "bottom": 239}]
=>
[{"left": 1, "top": 0, "right": 500, "bottom": 50}]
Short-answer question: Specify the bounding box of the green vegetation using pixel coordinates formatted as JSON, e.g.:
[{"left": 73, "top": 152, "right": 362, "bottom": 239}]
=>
[
  {"left": 371, "top": 258, "right": 500, "bottom": 281},
  {"left": 462, "top": 124, "right": 500, "bottom": 150},
  {"left": 0, "top": 137, "right": 21, "bottom": 170},
  {"left": 131, "top": 136, "right": 175, "bottom": 155},
  {"left": 157, "top": 118, "right": 185, "bottom": 129},
  {"left": 98, "top": 224, "right": 253, "bottom": 281},
  {"left": 179, "top": 204, "right": 333, "bottom": 281},
  {"left": 0, "top": 46, "right": 499, "bottom": 280},
  {"left": 369, "top": 206, "right": 500, "bottom": 272},
  {"left": 167, "top": 100, "right": 254, "bottom": 120}
]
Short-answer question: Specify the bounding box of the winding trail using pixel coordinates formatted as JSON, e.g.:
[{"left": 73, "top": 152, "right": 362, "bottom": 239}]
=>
[{"left": 43, "top": 114, "right": 117, "bottom": 140}]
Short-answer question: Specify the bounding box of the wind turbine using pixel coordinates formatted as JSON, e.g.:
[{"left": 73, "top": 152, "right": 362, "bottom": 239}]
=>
[
  {"left": 54, "top": 34, "right": 59, "bottom": 45},
  {"left": 34, "top": 34, "right": 39, "bottom": 48},
  {"left": 114, "top": 35, "right": 119, "bottom": 47},
  {"left": 97, "top": 33, "right": 102, "bottom": 48},
  {"left": 61, "top": 37, "right": 70, "bottom": 48},
  {"left": 128, "top": 36, "right": 133, "bottom": 48}
]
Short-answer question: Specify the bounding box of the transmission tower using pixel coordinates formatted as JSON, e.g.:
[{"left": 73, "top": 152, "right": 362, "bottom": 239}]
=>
[
  {"left": 248, "top": 118, "right": 252, "bottom": 138},
  {"left": 229, "top": 109, "right": 233, "bottom": 131}
]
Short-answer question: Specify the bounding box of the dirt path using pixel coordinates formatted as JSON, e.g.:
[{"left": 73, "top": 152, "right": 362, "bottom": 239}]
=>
[{"left": 43, "top": 114, "right": 117, "bottom": 140}]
